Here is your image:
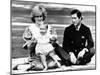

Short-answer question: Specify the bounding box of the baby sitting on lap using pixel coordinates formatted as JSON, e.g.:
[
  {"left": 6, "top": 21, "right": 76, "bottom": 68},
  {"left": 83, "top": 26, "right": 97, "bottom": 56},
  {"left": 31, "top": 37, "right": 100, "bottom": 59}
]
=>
[{"left": 34, "top": 24, "right": 61, "bottom": 71}]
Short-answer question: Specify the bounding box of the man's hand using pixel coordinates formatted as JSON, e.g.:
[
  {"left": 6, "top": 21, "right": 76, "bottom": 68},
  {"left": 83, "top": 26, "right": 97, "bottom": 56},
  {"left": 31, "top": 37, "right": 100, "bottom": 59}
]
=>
[
  {"left": 69, "top": 52, "right": 77, "bottom": 64},
  {"left": 78, "top": 48, "right": 88, "bottom": 58}
]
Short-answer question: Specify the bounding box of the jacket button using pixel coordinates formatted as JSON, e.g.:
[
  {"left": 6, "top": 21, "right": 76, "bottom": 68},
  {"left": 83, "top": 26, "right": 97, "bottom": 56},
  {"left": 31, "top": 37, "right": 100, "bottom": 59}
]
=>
[
  {"left": 81, "top": 36, "right": 85, "bottom": 39},
  {"left": 71, "top": 41, "right": 74, "bottom": 44},
  {"left": 75, "top": 50, "right": 77, "bottom": 52}
]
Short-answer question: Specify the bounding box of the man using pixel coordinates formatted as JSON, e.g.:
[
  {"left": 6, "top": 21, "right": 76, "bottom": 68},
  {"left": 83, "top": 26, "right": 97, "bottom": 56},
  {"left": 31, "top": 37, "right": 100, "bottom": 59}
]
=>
[{"left": 62, "top": 9, "right": 95, "bottom": 65}]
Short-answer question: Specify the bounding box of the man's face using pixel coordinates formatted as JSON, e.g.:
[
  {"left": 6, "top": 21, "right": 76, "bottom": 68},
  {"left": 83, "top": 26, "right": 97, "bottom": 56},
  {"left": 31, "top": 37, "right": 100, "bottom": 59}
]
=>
[{"left": 71, "top": 14, "right": 81, "bottom": 26}]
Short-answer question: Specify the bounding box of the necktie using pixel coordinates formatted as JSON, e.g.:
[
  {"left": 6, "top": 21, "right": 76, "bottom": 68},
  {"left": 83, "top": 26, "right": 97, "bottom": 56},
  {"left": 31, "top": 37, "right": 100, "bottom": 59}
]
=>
[{"left": 75, "top": 25, "right": 79, "bottom": 30}]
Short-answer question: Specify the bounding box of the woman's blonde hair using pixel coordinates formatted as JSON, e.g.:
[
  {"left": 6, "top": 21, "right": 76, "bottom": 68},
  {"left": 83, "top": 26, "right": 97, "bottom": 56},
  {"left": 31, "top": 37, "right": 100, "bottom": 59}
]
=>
[{"left": 31, "top": 5, "right": 47, "bottom": 23}]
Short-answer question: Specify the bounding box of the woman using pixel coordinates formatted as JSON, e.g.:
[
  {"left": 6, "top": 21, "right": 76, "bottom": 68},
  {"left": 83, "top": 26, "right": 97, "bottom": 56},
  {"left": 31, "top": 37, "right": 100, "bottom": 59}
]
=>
[{"left": 22, "top": 5, "right": 59, "bottom": 70}]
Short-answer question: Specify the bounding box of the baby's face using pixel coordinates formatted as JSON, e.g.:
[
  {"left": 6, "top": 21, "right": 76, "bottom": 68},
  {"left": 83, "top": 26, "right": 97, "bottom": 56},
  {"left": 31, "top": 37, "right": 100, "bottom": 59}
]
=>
[{"left": 40, "top": 25, "right": 47, "bottom": 34}]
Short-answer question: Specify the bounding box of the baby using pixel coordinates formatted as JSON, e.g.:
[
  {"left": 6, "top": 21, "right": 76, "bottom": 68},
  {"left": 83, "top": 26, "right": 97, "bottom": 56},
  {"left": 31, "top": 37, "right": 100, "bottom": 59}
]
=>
[{"left": 35, "top": 24, "right": 61, "bottom": 70}]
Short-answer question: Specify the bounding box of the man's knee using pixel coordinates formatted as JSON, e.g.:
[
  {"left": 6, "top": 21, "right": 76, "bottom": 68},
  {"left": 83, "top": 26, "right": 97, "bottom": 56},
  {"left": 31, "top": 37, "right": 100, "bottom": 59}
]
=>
[
  {"left": 90, "top": 47, "right": 95, "bottom": 54},
  {"left": 77, "top": 48, "right": 95, "bottom": 65},
  {"left": 83, "top": 48, "right": 95, "bottom": 58}
]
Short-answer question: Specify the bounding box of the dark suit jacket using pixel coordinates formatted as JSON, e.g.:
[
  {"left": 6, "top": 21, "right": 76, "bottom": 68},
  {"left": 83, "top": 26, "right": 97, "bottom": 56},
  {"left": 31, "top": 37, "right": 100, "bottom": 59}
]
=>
[{"left": 62, "top": 23, "right": 94, "bottom": 57}]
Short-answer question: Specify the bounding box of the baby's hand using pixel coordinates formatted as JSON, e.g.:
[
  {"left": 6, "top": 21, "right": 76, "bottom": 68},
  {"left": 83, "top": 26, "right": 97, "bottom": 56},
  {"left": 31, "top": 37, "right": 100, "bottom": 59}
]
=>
[
  {"left": 32, "top": 38, "right": 37, "bottom": 43},
  {"left": 51, "top": 37, "right": 57, "bottom": 41}
]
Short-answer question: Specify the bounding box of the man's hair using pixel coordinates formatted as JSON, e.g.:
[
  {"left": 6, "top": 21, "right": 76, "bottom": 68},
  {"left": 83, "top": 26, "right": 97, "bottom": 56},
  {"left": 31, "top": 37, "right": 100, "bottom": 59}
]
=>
[{"left": 71, "top": 9, "right": 82, "bottom": 19}]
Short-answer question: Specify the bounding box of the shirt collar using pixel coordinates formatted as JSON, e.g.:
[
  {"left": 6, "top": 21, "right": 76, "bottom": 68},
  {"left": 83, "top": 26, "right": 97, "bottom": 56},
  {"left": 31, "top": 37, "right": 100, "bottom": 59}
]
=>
[
  {"left": 74, "top": 23, "right": 81, "bottom": 31},
  {"left": 77, "top": 24, "right": 81, "bottom": 31}
]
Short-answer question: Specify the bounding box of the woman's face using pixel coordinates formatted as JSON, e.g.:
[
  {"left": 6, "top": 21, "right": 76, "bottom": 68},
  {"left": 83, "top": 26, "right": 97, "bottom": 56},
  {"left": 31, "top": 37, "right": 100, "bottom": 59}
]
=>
[{"left": 34, "top": 14, "right": 44, "bottom": 25}]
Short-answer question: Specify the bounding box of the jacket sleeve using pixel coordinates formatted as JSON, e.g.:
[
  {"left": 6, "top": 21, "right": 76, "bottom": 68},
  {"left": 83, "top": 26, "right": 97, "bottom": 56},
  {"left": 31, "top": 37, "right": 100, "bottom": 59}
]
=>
[
  {"left": 62, "top": 28, "right": 71, "bottom": 53},
  {"left": 86, "top": 28, "right": 94, "bottom": 50}
]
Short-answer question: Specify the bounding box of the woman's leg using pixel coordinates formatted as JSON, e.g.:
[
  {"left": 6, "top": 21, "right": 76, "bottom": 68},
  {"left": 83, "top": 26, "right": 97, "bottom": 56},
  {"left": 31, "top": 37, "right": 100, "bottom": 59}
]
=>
[
  {"left": 49, "top": 51, "right": 61, "bottom": 67},
  {"left": 53, "top": 43, "right": 71, "bottom": 66},
  {"left": 27, "top": 42, "right": 36, "bottom": 62},
  {"left": 28, "top": 42, "right": 36, "bottom": 57}
]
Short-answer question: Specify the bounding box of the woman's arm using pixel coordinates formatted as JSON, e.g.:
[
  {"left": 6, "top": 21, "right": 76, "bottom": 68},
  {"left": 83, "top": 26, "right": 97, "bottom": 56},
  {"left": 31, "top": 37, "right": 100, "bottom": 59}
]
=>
[{"left": 23, "top": 27, "right": 32, "bottom": 41}]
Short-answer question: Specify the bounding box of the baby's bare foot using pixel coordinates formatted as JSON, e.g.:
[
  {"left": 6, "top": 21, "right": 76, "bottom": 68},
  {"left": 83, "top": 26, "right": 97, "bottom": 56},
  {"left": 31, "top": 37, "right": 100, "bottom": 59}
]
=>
[
  {"left": 56, "top": 62, "right": 61, "bottom": 68},
  {"left": 43, "top": 67, "right": 47, "bottom": 71}
]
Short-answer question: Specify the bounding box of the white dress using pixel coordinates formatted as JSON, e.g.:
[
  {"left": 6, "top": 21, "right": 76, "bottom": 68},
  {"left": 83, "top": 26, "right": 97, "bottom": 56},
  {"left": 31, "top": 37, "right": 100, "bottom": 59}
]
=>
[{"left": 35, "top": 31, "right": 54, "bottom": 55}]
